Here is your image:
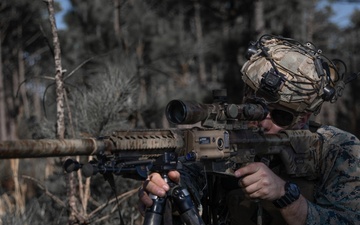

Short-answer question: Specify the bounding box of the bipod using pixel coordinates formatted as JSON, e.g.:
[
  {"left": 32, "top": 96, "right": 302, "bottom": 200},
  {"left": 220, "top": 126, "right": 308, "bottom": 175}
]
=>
[{"left": 143, "top": 152, "right": 205, "bottom": 225}]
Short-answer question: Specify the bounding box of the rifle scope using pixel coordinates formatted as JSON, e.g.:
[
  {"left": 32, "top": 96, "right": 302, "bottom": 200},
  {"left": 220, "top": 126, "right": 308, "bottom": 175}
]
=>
[{"left": 165, "top": 100, "right": 268, "bottom": 125}]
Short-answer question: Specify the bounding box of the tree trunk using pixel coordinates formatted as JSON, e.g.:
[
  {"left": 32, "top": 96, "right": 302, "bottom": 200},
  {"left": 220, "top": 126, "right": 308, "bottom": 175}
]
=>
[
  {"left": 17, "top": 26, "right": 30, "bottom": 118},
  {"left": 194, "top": 1, "right": 206, "bottom": 85},
  {"left": 47, "top": 1, "right": 65, "bottom": 139},
  {"left": 46, "top": 1, "right": 77, "bottom": 224},
  {"left": 0, "top": 30, "right": 6, "bottom": 141},
  {"left": 113, "top": 0, "right": 128, "bottom": 53},
  {"left": 135, "top": 40, "right": 146, "bottom": 128},
  {"left": 254, "top": 0, "right": 265, "bottom": 37},
  {"left": 304, "top": 0, "right": 316, "bottom": 42},
  {"left": 32, "top": 67, "right": 42, "bottom": 121}
]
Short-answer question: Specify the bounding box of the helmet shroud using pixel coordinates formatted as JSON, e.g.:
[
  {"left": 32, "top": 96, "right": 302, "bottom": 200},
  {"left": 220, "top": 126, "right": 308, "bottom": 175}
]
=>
[{"left": 241, "top": 36, "right": 341, "bottom": 115}]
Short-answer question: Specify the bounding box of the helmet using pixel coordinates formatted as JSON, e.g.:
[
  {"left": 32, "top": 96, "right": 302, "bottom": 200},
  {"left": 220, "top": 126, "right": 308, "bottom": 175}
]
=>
[{"left": 241, "top": 34, "right": 346, "bottom": 115}]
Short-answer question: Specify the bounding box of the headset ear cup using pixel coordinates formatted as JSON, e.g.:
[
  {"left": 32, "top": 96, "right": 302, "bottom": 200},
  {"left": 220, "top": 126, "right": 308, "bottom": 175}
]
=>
[
  {"left": 245, "top": 41, "right": 259, "bottom": 60},
  {"left": 322, "top": 85, "right": 336, "bottom": 101}
]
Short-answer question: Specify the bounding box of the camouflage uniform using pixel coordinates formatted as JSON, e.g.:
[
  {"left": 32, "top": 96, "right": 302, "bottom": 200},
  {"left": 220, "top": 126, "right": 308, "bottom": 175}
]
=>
[{"left": 306, "top": 125, "right": 360, "bottom": 224}]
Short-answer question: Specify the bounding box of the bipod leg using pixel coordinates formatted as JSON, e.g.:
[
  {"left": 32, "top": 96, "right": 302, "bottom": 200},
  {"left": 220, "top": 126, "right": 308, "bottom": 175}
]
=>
[
  {"left": 170, "top": 184, "right": 205, "bottom": 225},
  {"left": 143, "top": 192, "right": 167, "bottom": 225}
]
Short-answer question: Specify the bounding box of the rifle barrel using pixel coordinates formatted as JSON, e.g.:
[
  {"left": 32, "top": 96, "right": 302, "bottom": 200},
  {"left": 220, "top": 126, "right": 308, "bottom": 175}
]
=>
[{"left": 0, "top": 139, "right": 107, "bottom": 159}]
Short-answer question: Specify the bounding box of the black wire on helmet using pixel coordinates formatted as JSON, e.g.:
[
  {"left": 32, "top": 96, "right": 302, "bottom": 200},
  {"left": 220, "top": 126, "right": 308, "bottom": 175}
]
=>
[
  {"left": 256, "top": 35, "right": 320, "bottom": 94},
  {"left": 256, "top": 34, "right": 346, "bottom": 95}
]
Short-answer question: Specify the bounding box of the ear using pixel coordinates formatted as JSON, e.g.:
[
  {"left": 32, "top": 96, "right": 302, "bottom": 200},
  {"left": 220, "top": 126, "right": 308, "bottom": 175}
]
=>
[
  {"left": 292, "top": 113, "right": 311, "bottom": 129},
  {"left": 298, "top": 113, "right": 312, "bottom": 128},
  {"left": 303, "top": 113, "right": 312, "bottom": 121}
]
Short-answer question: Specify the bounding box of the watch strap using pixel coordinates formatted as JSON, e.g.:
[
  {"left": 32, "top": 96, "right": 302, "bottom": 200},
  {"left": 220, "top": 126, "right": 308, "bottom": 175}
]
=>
[{"left": 272, "top": 181, "right": 300, "bottom": 208}]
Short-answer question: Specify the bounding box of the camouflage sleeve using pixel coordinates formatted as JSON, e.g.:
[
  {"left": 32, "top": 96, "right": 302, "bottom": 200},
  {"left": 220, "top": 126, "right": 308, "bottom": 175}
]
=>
[{"left": 306, "top": 125, "right": 360, "bottom": 224}]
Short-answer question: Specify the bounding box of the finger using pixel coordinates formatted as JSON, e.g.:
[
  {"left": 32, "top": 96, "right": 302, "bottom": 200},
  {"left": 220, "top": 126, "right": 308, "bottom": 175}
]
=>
[
  {"left": 149, "top": 173, "right": 170, "bottom": 190},
  {"left": 238, "top": 166, "right": 267, "bottom": 187},
  {"left": 238, "top": 174, "right": 261, "bottom": 188},
  {"left": 168, "top": 170, "right": 181, "bottom": 183},
  {"left": 138, "top": 187, "right": 153, "bottom": 208},
  {"left": 234, "top": 162, "right": 263, "bottom": 178},
  {"left": 242, "top": 181, "right": 263, "bottom": 198},
  {"left": 143, "top": 174, "right": 169, "bottom": 197}
]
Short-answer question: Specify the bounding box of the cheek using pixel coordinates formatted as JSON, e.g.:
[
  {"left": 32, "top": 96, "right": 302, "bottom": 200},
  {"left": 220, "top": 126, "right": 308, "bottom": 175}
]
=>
[
  {"left": 259, "top": 118, "right": 272, "bottom": 129},
  {"left": 268, "top": 124, "right": 283, "bottom": 134},
  {"left": 260, "top": 119, "right": 283, "bottom": 134}
]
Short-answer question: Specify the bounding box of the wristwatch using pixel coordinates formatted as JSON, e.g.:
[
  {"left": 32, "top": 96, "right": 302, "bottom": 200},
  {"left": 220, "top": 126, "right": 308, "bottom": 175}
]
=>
[{"left": 272, "top": 181, "right": 300, "bottom": 208}]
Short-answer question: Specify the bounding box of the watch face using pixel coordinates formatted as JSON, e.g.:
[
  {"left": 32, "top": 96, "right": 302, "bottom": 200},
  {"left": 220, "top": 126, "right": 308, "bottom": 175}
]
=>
[{"left": 288, "top": 182, "right": 300, "bottom": 197}]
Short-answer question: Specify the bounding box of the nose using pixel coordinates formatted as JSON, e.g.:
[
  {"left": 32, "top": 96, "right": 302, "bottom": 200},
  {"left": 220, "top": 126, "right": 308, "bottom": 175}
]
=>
[{"left": 248, "top": 121, "right": 259, "bottom": 128}]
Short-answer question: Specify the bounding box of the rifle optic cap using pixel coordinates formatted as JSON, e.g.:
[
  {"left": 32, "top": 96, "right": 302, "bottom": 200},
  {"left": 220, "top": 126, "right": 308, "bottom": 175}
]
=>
[{"left": 241, "top": 34, "right": 348, "bottom": 115}]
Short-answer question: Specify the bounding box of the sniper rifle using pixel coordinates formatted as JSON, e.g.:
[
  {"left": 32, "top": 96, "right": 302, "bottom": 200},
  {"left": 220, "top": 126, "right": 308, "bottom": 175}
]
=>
[{"left": 0, "top": 90, "right": 320, "bottom": 225}]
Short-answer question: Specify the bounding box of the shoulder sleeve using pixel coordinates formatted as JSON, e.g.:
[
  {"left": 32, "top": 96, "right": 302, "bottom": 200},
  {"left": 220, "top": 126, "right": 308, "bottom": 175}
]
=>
[{"left": 306, "top": 125, "right": 360, "bottom": 224}]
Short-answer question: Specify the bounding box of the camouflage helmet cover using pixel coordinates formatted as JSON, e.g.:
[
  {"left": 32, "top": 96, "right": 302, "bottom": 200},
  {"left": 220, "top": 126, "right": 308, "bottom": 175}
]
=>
[{"left": 241, "top": 35, "right": 342, "bottom": 114}]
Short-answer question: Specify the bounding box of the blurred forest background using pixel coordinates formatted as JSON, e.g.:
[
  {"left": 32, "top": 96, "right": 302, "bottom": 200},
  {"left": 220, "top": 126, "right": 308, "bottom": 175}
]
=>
[{"left": 1, "top": 0, "right": 360, "bottom": 224}]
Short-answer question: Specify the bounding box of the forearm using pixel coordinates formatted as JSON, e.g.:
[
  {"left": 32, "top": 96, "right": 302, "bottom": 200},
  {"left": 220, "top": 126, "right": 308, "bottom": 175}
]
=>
[{"left": 279, "top": 195, "right": 308, "bottom": 225}]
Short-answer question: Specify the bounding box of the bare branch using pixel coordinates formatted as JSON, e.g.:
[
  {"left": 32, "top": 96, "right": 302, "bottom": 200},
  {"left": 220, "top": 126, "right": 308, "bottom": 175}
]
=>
[
  {"left": 87, "top": 188, "right": 138, "bottom": 220},
  {"left": 44, "top": 0, "right": 65, "bottom": 139},
  {"left": 22, "top": 175, "right": 67, "bottom": 208}
]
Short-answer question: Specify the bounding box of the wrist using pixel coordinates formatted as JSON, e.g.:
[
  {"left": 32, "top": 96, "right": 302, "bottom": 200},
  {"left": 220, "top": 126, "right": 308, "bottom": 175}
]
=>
[
  {"left": 273, "top": 181, "right": 301, "bottom": 208},
  {"left": 278, "top": 180, "right": 286, "bottom": 198}
]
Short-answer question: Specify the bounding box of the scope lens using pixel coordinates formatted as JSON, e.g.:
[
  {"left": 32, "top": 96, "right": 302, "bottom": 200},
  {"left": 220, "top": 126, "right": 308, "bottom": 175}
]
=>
[{"left": 166, "top": 100, "right": 186, "bottom": 124}]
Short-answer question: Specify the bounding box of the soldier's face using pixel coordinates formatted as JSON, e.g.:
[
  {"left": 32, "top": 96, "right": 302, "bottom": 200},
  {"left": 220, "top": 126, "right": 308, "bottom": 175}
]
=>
[{"left": 257, "top": 113, "right": 284, "bottom": 134}]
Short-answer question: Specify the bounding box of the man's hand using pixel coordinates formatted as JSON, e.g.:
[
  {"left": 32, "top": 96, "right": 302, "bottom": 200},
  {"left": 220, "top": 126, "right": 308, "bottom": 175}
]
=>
[
  {"left": 138, "top": 171, "right": 181, "bottom": 213},
  {"left": 234, "top": 162, "right": 286, "bottom": 201}
]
